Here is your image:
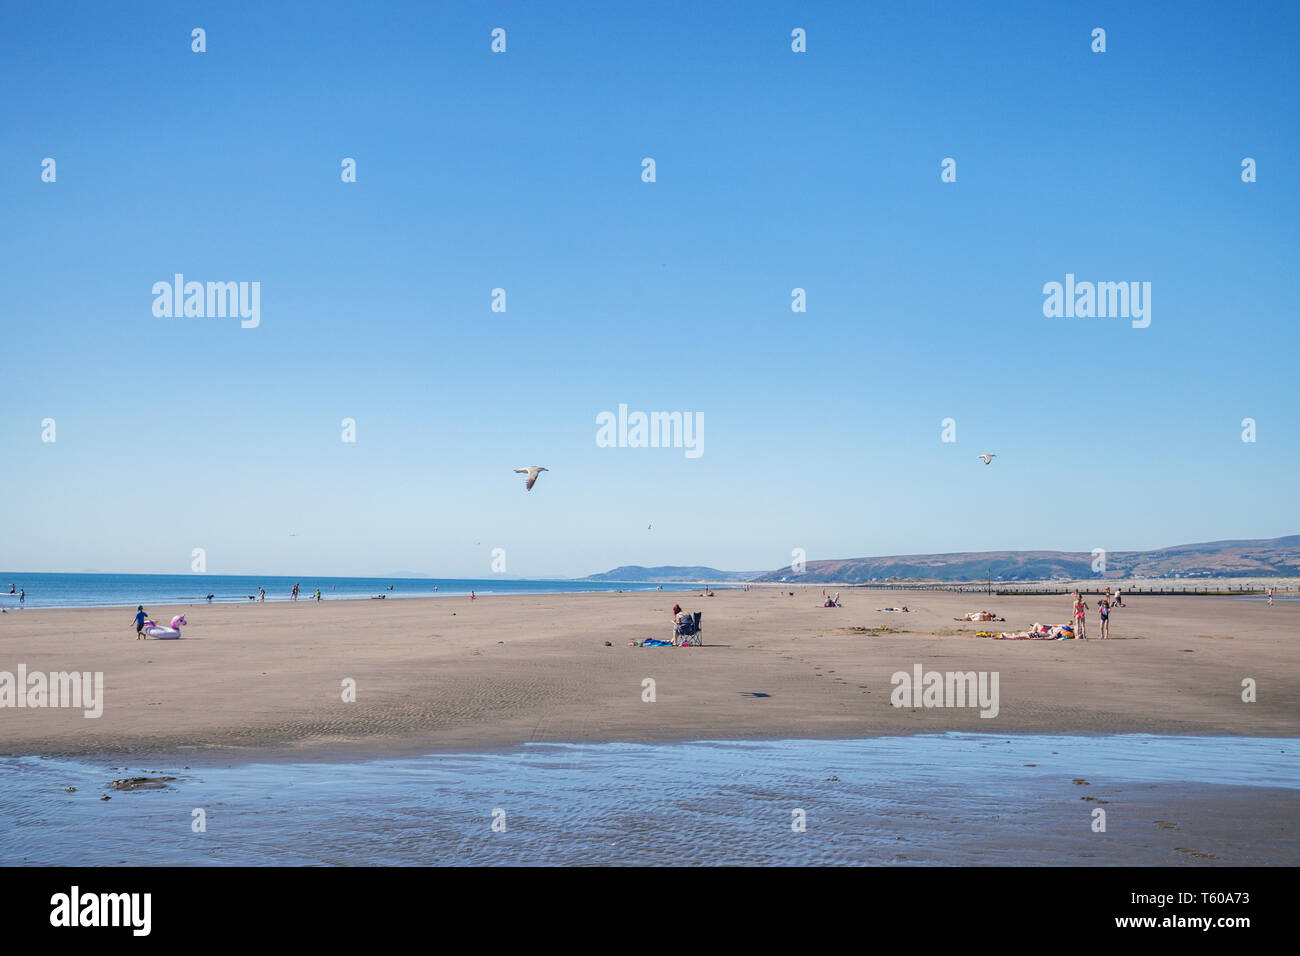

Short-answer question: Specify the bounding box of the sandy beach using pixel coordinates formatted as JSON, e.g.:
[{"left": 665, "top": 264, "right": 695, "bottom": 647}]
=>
[{"left": 1, "top": 588, "right": 1295, "bottom": 762}]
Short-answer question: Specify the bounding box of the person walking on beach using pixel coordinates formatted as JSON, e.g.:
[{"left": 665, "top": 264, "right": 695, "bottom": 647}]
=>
[
  {"left": 1096, "top": 597, "right": 1110, "bottom": 640},
  {"left": 1073, "top": 594, "right": 1087, "bottom": 639},
  {"left": 133, "top": 605, "right": 147, "bottom": 640},
  {"left": 291, "top": 582, "right": 299, "bottom": 602},
  {"left": 1114, "top": 586, "right": 1124, "bottom": 607},
  {"left": 1267, "top": 586, "right": 1275, "bottom": 606},
  {"left": 470, "top": 590, "right": 476, "bottom": 600},
  {"left": 315, "top": 588, "right": 321, "bottom": 602},
  {"left": 258, "top": 586, "right": 265, "bottom": 602}
]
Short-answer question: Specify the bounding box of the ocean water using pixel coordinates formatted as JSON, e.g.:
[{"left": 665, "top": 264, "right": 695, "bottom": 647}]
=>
[
  {"left": 0, "top": 572, "right": 696, "bottom": 609},
  {"left": 1, "top": 734, "right": 1295, "bottom": 866}
]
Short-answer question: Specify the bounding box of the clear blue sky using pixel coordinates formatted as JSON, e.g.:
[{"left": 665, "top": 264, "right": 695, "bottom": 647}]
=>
[{"left": 2, "top": 1, "right": 1297, "bottom": 578}]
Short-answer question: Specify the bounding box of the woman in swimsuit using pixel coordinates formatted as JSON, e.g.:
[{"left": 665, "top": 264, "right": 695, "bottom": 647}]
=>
[
  {"left": 1074, "top": 595, "right": 1087, "bottom": 639},
  {"left": 1096, "top": 598, "right": 1110, "bottom": 639}
]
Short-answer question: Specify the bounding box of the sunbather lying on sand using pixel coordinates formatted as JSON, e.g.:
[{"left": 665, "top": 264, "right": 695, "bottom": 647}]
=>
[
  {"left": 955, "top": 610, "right": 1004, "bottom": 622},
  {"left": 987, "top": 622, "right": 1074, "bottom": 641},
  {"left": 878, "top": 606, "right": 909, "bottom": 612}
]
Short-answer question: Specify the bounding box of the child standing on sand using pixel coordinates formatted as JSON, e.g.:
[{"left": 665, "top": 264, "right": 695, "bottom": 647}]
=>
[
  {"left": 1096, "top": 597, "right": 1110, "bottom": 639},
  {"left": 1074, "top": 595, "right": 1087, "bottom": 639}
]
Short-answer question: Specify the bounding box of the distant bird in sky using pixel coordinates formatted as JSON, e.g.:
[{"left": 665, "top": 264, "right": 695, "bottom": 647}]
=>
[
  {"left": 977, "top": 454, "right": 996, "bottom": 465},
  {"left": 515, "top": 466, "right": 548, "bottom": 490}
]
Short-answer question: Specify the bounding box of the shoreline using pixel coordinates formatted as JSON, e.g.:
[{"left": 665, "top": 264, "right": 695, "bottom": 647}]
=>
[
  {"left": 0, "top": 586, "right": 702, "bottom": 613},
  {"left": 2, "top": 575, "right": 1295, "bottom": 613},
  {"left": 0, "top": 582, "right": 727, "bottom": 613},
  {"left": 10, "top": 728, "right": 1300, "bottom": 773},
  {"left": 2, "top": 589, "right": 1297, "bottom": 763}
]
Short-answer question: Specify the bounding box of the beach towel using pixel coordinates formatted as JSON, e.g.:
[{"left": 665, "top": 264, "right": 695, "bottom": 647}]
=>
[{"left": 642, "top": 638, "right": 676, "bottom": 647}]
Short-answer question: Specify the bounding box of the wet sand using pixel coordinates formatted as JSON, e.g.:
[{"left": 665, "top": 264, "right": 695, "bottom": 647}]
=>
[
  {"left": 0, "top": 588, "right": 1296, "bottom": 761},
  {"left": 4, "top": 736, "right": 1296, "bottom": 865}
]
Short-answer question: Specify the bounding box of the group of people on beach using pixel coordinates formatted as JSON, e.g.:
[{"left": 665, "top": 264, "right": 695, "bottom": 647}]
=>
[
  {"left": 285, "top": 582, "right": 322, "bottom": 602},
  {"left": 1072, "top": 587, "right": 1125, "bottom": 640}
]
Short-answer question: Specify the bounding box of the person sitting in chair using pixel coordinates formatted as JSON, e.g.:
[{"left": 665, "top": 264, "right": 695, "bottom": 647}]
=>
[{"left": 673, "top": 606, "right": 696, "bottom": 644}]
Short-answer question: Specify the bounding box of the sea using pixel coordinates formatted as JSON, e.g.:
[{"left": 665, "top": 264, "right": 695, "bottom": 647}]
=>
[
  {"left": 0, "top": 572, "right": 700, "bottom": 610},
  {"left": 1, "top": 734, "right": 1296, "bottom": 866}
]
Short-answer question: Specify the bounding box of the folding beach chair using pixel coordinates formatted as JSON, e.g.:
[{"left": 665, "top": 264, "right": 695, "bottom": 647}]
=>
[{"left": 675, "top": 611, "right": 703, "bottom": 646}]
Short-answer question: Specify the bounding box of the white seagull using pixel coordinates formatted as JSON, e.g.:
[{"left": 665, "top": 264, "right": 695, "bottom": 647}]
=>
[
  {"left": 977, "top": 454, "right": 996, "bottom": 465},
  {"left": 514, "top": 466, "right": 549, "bottom": 490}
]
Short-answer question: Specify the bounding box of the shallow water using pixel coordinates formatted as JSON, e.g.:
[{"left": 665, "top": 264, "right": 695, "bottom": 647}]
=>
[
  {"left": 0, "top": 572, "right": 695, "bottom": 609},
  {"left": 1, "top": 734, "right": 1295, "bottom": 866}
]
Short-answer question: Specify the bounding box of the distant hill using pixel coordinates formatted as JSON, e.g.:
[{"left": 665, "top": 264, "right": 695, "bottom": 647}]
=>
[
  {"left": 584, "top": 565, "right": 761, "bottom": 583},
  {"left": 748, "top": 536, "right": 1300, "bottom": 583}
]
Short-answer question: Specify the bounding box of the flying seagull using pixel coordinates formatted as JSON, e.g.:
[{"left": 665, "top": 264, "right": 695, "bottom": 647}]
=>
[
  {"left": 515, "top": 466, "right": 548, "bottom": 490},
  {"left": 977, "top": 454, "right": 996, "bottom": 465}
]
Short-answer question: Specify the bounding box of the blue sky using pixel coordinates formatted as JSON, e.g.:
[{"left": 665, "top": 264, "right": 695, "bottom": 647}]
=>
[{"left": 2, "top": 1, "right": 1297, "bottom": 578}]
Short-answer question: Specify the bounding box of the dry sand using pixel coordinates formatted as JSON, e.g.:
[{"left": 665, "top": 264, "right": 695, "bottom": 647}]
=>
[{"left": 1, "top": 588, "right": 1296, "bottom": 761}]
